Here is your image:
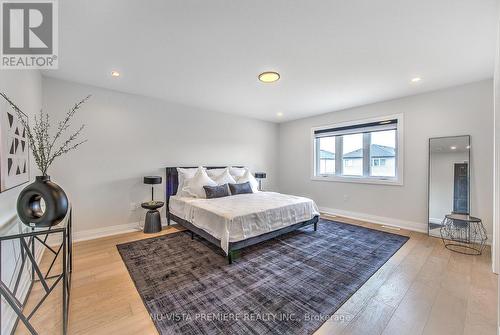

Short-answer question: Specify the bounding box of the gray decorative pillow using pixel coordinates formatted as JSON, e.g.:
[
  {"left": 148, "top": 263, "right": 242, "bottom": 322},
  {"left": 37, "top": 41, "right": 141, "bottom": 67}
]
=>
[
  {"left": 203, "top": 184, "right": 230, "bottom": 199},
  {"left": 228, "top": 181, "right": 253, "bottom": 195}
]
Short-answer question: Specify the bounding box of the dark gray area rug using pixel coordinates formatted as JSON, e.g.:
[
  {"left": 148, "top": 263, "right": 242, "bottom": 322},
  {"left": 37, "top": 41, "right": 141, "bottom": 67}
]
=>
[{"left": 117, "top": 219, "right": 408, "bottom": 335}]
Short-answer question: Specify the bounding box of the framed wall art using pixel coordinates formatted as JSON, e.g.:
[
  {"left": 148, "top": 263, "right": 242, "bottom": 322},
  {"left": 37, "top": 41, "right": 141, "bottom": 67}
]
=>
[{"left": 0, "top": 99, "right": 29, "bottom": 192}]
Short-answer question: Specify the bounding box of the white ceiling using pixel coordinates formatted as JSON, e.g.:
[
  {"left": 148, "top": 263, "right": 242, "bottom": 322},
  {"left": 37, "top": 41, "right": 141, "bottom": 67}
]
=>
[{"left": 43, "top": 0, "right": 499, "bottom": 122}]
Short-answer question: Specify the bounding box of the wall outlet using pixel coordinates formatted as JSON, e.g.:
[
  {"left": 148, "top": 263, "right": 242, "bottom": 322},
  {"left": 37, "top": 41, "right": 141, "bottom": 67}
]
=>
[{"left": 129, "top": 202, "right": 137, "bottom": 211}]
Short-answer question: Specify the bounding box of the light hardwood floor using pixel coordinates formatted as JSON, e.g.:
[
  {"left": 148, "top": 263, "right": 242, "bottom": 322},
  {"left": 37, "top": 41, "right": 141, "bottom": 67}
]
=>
[{"left": 14, "top": 215, "right": 498, "bottom": 335}]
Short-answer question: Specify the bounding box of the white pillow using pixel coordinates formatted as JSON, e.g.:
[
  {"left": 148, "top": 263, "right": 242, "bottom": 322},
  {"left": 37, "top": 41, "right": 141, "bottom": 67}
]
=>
[
  {"left": 183, "top": 167, "right": 217, "bottom": 198},
  {"left": 206, "top": 168, "right": 227, "bottom": 179},
  {"left": 212, "top": 168, "right": 236, "bottom": 185},
  {"left": 236, "top": 169, "right": 259, "bottom": 193},
  {"left": 177, "top": 167, "right": 200, "bottom": 196},
  {"left": 229, "top": 167, "right": 246, "bottom": 178}
]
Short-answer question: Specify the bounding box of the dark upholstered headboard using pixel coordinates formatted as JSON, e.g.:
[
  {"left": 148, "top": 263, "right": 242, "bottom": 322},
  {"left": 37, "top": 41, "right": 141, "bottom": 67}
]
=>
[{"left": 165, "top": 166, "right": 244, "bottom": 220}]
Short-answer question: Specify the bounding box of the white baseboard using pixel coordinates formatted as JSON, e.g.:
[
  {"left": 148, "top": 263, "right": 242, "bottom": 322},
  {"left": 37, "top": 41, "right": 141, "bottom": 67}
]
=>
[
  {"left": 73, "top": 219, "right": 175, "bottom": 242},
  {"left": 319, "top": 206, "right": 428, "bottom": 233},
  {"left": 429, "top": 218, "right": 443, "bottom": 225},
  {"left": 320, "top": 207, "right": 494, "bottom": 245},
  {"left": 76, "top": 209, "right": 427, "bottom": 243}
]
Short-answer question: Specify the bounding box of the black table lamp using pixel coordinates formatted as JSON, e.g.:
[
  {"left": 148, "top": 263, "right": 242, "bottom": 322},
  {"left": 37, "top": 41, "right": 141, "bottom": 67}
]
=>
[
  {"left": 144, "top": 176, "right": 162, "bottom": 201},
  {"left": 254, "top": 172, "right": 266, "bottom": 191}
]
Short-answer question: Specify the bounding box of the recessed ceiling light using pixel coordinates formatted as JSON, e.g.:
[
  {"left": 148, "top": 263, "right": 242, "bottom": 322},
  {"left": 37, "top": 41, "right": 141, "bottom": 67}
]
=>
[
  {"left": 111, "top": 71, "right": 120, "bottom": 77},
  {"left": 411, "top": 77, "right": 421, "bottom": 83},
  {"left": 259, "top": 71, "right": 280, "bottom": 83},
  {"left": 466, "top": 145, "right": 471, "bottom": 149},
  {"left": 450, "top": 146, "right": 457, "bottom": 150},
  {"left": 277, "top": 112, "right": 284, "bottom": 117}
]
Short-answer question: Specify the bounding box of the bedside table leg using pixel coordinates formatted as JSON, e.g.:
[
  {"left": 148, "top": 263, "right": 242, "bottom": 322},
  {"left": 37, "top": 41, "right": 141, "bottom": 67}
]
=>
[{"left": 144, "top": 210, "right": 162, "bottom": 234}]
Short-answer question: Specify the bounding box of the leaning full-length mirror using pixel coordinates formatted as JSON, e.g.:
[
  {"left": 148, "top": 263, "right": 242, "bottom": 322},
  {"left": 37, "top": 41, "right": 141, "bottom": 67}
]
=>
[{"left": 428, "top": 135, "right": 471, "bottom": 237}]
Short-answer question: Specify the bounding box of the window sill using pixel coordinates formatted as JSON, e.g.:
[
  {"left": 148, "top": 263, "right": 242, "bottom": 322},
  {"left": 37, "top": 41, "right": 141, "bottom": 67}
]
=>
[{"left": 311, "top": 175, "right": 403, "bottom": 186}]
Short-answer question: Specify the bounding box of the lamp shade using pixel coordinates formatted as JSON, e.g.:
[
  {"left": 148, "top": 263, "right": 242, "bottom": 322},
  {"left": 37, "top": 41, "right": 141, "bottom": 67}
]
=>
[
  {"left": 254, "top": 172, "right": 266, "bottom": 179},
  {"left": 144, "top": 176, "right": 162, "bottom": 185}
]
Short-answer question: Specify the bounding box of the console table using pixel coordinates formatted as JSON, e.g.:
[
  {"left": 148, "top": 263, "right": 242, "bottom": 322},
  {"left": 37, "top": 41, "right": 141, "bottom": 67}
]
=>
[{"left": 0, "top": 209, "right": 72, "bottom": 334}]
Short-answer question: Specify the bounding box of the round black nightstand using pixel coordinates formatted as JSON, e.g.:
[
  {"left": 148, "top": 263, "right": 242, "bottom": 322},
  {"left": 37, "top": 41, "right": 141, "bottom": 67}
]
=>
[{"left": 141, "top": 201, "right": 164, "bottom": 234}]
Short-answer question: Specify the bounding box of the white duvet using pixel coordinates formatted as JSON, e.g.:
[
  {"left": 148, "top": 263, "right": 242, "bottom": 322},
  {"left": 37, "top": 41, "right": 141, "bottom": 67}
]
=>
[{"left": 169, "top": 192, "right": 320, "bottom": 254}]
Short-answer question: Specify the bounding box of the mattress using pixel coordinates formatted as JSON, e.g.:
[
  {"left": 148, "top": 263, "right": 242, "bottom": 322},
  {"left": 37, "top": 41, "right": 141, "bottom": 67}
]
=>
[{"left": 169, "top": 192, "right": 320, "bottom": 254}]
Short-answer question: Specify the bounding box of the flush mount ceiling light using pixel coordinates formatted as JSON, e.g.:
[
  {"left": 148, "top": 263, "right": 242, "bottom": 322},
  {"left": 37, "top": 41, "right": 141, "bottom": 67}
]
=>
[
  {"left": 411, "top": 77, "right": 421, "bottom": 83},
  {"left": 276, "top": 112, "right": 284, "bottom": 117},
  {"left": 111, "top": 70, "right": 120, "bottom": 77},
  {"left": 259, "top": 71, "right": 280, "bottom": 83}
]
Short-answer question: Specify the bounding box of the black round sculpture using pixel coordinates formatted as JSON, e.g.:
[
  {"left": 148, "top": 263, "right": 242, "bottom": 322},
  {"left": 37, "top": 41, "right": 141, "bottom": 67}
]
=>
[{"left": 17, "top": 176, "right": 69, "bottom": 227}]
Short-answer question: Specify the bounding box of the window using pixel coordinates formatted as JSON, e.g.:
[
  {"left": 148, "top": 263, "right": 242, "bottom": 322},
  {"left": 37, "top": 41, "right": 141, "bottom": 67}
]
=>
[
  {"left": 372, "top": 158, "right": 387, "bottom": 167},
  {"left": 317, "top": 137, "right": 335, "bottom": 175},
  {"left": 342, "top": 133, "right": 363, "bottom": 176},
  {"left": 312, "top": 115, "right": 403, "bottom": 185},
  {"left": 370, "top": 130, "right": 395, "bottom": 177}
]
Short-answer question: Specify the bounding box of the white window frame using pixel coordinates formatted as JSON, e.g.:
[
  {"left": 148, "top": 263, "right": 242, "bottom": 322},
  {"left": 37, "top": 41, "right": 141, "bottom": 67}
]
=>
[{"left": 311, "top": 114, "right": 404, "bottom": 186}]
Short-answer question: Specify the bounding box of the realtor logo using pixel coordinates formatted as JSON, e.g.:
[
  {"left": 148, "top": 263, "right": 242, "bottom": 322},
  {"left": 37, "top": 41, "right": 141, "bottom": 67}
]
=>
[{"left": 1, "top": 0, "right": 58, "bottom": 69}]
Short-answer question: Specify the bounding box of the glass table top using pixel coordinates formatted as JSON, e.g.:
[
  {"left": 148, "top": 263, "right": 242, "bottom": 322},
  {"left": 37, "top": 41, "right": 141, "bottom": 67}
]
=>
[
  {"left": 445, "top": 213, "right": 481, "bottom": 222},
  {"left": 0, "top": 210, "right": 70, "bottom": 241}
]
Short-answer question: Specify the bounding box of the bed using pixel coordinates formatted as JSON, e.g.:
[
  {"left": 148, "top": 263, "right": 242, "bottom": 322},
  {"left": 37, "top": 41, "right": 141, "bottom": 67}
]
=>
[{"left": 165, "top": 166, "right": 320, "bottom": 263}]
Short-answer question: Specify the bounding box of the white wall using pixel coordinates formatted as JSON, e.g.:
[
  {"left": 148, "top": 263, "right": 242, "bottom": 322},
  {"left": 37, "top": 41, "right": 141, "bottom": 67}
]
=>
[
  {"left": 42, "top": 77, "right": 279, "bottom": 236},
  {"left": 0, "top": 70, "right": 42, "bottom": 335},
  {"left": 279, "top": 80, "right": 494, "bottom": 234},
  {"left": 493, "top": 5, "right": 500, "bottom": 329}
]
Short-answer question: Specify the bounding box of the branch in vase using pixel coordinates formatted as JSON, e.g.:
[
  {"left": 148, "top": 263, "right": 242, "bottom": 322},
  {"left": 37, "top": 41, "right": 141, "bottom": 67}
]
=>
[{"left": 0, "top": 92, "right": 89, "bottom": 176}]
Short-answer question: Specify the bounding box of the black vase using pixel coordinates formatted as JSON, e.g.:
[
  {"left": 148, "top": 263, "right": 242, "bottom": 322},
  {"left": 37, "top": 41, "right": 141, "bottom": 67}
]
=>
[{"left": 17, "top": 175, "right": 69, "bottom": 227}]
